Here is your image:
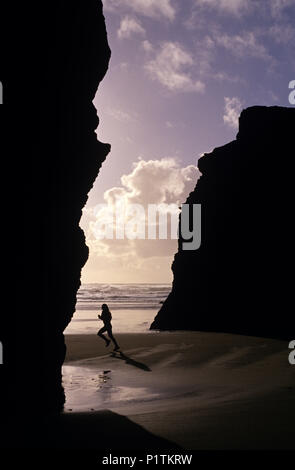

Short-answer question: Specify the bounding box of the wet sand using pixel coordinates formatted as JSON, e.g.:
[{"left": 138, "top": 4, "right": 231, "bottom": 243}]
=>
[{"left": 64, "top": 332, "right": 295, "bottom": 450}]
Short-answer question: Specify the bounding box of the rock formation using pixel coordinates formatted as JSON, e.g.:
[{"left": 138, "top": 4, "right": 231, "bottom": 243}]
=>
[
  {"left": 151, "top": 106, "right": 295, "bottom": 340},
  {"left": 0, "top": 0, "right": 111, "bottom": 429}
]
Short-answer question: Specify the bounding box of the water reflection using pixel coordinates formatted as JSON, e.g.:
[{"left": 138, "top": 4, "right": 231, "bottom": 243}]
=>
[{"left": 62, "top": 365, "right": 159, "bottom": 413}]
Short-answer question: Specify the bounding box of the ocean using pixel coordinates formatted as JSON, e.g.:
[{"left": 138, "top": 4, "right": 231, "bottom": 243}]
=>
[{"left": 64, "top": 283, "right": 171, "bottom": 334}]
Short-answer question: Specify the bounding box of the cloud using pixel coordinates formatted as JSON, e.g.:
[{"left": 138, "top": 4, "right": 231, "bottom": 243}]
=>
[
  {"left": 195, "top": 0, "right": 252, "bottom": 15},
  {"left": 165, "top": 121, "right": 175, "bottom": 128},
  {"left": 171, "top": 27, "right": 243, "bottom": 84},
  {"left": 215, "top": 32, "right": 272, "bottom": 61},
  {"left": 118, "top": 16, "right": 145, "bottom": 39},
  {"left": 268, "top": 24, "right": 295, "bottom": 43},
  {"left": 109, "top": 158, "right": 199, "bottom": 206},
  {"left": 104, "top": 0, "right": 175, "bottom": 21},
  {"left": 223, "top": 97, "right": 243, "bottom": 129},
  {"left": 142, "top": 39, "right": 153, "bottom": 52},
  {"left": 145, "top": 42, "right": 205, "bottom": 93},
  {"left": 106, "top": 107, "right": 135, "bottom": 122},
  {"left": 270, "top": 0, "right": 295, "bottom": 17},
  {"left": 84, "top": 158, "right": 200, "bottom": 264},
  {"left": 195, "top": 0, "right": 295, "bottom": 19}
]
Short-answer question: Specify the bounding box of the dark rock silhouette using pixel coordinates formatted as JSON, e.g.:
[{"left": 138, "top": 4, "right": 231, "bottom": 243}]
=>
[
  {"left": 151, "top": 106, "right": 295, "bottom": 340},
  {"left": 1, "top": 410, "right": 181, "bottom": 452},
  {"left": 0, "top": 0, "right": 111, "bottom": 429}
]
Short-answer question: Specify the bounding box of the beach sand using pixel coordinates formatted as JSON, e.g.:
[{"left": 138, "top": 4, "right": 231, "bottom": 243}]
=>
[{"left": 63, "top": 331, "right": 295, "bottom": 450}]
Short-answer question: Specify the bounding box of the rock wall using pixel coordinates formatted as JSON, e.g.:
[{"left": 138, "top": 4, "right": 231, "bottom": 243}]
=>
[
  {"left": 0, "top": 0, "right": 111, "bottom": 425},
  {"left": 151, "top": 106, "right": 295, "bottom": 340}
]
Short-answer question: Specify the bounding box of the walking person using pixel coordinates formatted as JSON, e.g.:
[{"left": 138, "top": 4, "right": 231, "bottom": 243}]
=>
[{"left": 97, "top": 303, "right": 120, "bottom": 351}]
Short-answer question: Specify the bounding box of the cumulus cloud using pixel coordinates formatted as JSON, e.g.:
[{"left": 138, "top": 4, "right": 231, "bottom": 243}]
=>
[
  {"left": 119, "top": 158, "right": 199, "bottom": 205},
  {"left": 104, "top": 0, "right": 175, "bottom": 21},
  {"left": 223, "top": 97, "right": 243, "bottom": 129},
  {"left": 145, "top": 42, "right": 205, "bottom": 93},
  {"left": 84, "top": 158, "right": 200, "bottom": 265},
  {"left": 118, "top": 16, "right": 145, "bottom": 39}
]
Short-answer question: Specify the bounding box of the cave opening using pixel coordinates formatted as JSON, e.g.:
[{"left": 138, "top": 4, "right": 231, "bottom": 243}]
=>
[{"left": 61, "top": 3, "right": 196, "bottom": 414}]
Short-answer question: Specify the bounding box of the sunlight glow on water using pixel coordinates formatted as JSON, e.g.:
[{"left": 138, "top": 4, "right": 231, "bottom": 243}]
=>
[{"left": 63, "top": 365, "right": 160, "bottom": 412}]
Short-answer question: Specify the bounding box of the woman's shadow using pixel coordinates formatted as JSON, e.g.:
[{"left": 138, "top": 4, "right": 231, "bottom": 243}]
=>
[{"left": 111, "top": 351, "right": 151, "bottom": 372}]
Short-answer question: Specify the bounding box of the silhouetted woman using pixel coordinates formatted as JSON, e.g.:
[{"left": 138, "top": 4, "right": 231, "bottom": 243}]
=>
[{"left": 97, "top": 303, "right": 120, "bottom": 351}]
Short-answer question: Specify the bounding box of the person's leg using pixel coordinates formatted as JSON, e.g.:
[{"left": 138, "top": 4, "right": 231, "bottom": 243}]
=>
[
  {"left": 107, "top": 326, "right": 120, "bottom": 350},
  {"left": 97, "top": 326, "right": 111, "bottom": 346}
]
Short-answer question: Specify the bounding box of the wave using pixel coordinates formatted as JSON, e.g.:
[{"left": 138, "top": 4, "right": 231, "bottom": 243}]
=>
[{"left": 76, "top": 283, "right": 171, "bottom": 310}]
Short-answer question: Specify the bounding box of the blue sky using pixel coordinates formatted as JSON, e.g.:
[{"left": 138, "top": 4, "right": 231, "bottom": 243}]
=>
[{"left": 81, "top": 0, "right": 295, "bottom": 283}]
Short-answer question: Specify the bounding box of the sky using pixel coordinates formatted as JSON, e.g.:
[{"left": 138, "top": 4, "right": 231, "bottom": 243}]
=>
[{"left": 80, "top": 0, "right": 295, "bottom": 284}]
